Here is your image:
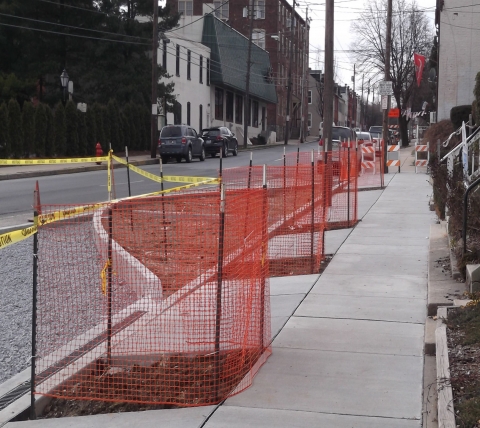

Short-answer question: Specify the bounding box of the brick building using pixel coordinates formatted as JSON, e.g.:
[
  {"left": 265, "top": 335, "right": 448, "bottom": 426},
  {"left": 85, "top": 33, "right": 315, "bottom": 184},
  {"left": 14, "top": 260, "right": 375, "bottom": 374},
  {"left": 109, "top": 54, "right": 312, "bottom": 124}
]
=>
[{"left": 168, "top": 0, "right": 309, "bottom": 141}]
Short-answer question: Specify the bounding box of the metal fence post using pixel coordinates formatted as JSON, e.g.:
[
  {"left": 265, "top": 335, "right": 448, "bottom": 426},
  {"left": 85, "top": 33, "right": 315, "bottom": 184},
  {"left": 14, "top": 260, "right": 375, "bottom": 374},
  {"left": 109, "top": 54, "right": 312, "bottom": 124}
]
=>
[{"left": 30, "top": 211, "right": 38, "bottom": 420}]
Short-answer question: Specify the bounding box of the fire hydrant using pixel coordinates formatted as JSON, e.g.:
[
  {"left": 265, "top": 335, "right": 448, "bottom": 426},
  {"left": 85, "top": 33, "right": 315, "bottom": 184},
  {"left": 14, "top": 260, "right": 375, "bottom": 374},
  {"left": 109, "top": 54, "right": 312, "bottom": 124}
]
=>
[{"left": 95, "top": 143, "right": 103, "bottom": 165}]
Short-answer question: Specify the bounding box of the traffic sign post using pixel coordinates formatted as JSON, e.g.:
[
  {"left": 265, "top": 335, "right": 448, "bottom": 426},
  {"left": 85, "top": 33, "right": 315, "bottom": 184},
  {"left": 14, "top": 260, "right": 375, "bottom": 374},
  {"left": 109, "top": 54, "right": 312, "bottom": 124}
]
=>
[{"left": 378, "top": 81, "right": 393, "bottom": 95}]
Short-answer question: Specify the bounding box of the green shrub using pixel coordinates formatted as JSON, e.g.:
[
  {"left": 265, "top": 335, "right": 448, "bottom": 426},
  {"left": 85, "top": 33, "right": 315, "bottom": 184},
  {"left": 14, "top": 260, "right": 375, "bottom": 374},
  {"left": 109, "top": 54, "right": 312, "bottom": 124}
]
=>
[
  {"left": 86, "top": 107, "right": 96, "bottom": 155},
  {"left": 8, "top": 98, "right": 23, "bottom": 158},
  {"left": 65, "top": 100, "right": 78, "bottom": 156},
  {"left": 102, "top": 106, "right": 111, "bottom": 150},
  {"left": 450, "top": 105, "right": 472, "bottom": 129},
  {"left": 54, "top": 102, "right": 66, "bottom": 156},
  {"left": 92, "top": 103, "right": 106, "bottom": 151},
  {"left": 77, "top": 110, "right": 87, "bottom": 156},
  {"left": 22, "top": 101, "right": 35, "bottom": 156},
  {"left": 34, "top": 103, "right": 47, "bottom": 157},
  {"left": 0, "top": 102, "right": 9, "bottom": 157},
  {"left": 257, "top": 134, "right": 267, "bottom": 145},
  {"left": 44, "top": 105, "right": 55, "bottom": 157},
  {"left": 107, "top": 99, "right": 122, "bottom": 152}
]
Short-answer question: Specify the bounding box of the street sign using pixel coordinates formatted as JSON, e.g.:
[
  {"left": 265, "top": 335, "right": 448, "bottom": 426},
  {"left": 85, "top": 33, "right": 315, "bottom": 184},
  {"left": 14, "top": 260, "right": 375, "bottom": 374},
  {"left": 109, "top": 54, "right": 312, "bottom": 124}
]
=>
[
  {"left": 388, "top": 108, "right": 400, "bottom": 118},
  {"left": 378, "top": 81, "right": 393, "bottom": 95},
  {"left": 381, "top": 95, "right": 388, "bottom": 110}
]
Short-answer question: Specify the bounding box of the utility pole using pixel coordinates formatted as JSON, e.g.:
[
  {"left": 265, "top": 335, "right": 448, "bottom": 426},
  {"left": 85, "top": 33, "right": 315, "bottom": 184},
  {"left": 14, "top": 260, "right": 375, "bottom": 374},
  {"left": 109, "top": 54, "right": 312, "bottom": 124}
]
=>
[
  {"left": 323, "top": 0, "right": 334, "bottom": 150},
  {"left": 243, "top": 0, "right": 255, "bottom": 149},
  {"left": 360, "top": 74, "right": 364, "bottom": 130},
  {"left": 299, "top": 7, "right": 308, "bottom": 144},
  {"left": 284, "top": 0, "right": 296, "bottom": 145},
  {"left": 150, "top": 0, "right": 159, "bottom": 159},
  {"left": 352, "top": 64, "right": 355, "bottom": 129},
  {"left": 382, "top": 0, "right": 393, "bottom": 172},
  {"left": 365, "top": 78, "right": 370, "bottom": 127}
]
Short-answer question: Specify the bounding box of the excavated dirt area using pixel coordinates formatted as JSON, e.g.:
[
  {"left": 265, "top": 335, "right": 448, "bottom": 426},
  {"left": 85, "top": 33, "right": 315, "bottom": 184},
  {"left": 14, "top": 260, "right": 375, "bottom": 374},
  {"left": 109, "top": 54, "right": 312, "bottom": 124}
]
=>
[
  {"left": 41, "top": 350, "right": 259, "bottom": 418},
  {"left": 447, "top": 303, "right": 480, "bottom": 427}
]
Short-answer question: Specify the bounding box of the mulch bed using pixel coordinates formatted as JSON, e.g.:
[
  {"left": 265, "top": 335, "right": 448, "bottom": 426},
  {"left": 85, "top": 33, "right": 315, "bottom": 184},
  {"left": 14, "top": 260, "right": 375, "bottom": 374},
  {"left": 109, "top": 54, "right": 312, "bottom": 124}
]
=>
[
  {"left": 41, "top": 349, "right": 260, "bottom": 418},
  {"left": 447, "top": 303, "right": 480, "bottom": 427}
]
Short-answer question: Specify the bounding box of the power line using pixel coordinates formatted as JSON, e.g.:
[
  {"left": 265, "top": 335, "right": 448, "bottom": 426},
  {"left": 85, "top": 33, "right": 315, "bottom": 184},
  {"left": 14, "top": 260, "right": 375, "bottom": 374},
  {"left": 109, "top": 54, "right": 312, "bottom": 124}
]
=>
[{"left": 0, "top": 12, "right": 151, "bottom": 41}]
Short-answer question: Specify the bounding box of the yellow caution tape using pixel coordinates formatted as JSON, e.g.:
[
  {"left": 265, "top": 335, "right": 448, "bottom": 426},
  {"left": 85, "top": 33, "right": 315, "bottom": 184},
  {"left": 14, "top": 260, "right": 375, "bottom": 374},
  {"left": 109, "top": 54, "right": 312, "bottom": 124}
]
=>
[
  {"left": 38, "top": 203, "right": 102, "bottom": 226},
  {"left": 100, "top": 259, "right": 111, "bottom": 295},
  {"left": 111, "top": 154, "right": 218, "bottom": 184},
  {"left": 0, "top": 157, "right": 109, "bottom": 165},
  {"left": 111, "top": 155, "right": 163, "bottom": 184},
  {"left": 0, "top": 222, "right": 38, "bottom": 250}
]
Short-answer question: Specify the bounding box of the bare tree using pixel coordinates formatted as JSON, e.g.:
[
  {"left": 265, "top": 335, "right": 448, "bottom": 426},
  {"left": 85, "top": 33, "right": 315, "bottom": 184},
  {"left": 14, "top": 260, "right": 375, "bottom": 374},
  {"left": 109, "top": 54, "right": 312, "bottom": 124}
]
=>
[{"left": 351, "top": 0, "right": 433, "bottom": 146}]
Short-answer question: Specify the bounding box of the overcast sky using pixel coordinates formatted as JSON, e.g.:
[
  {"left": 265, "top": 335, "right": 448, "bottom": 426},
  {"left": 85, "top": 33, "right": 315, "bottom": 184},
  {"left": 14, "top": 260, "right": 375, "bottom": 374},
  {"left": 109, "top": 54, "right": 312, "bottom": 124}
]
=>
[{"left": 298, "top": 0, "right": 437, "bottom": 91}]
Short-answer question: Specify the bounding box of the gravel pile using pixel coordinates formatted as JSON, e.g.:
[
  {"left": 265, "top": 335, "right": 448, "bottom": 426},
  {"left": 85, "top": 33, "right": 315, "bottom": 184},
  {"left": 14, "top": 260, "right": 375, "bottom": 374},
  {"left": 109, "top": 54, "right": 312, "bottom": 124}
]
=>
[{"left": 0, "top": 237, "right": 33, "bottom": 384}]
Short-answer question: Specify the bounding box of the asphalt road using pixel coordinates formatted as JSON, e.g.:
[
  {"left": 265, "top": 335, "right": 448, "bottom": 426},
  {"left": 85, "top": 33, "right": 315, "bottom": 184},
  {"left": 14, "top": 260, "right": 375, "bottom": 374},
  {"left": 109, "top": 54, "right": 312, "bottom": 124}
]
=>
[{"left": 0, "top": 142, "right": 318, "bottom": 227}]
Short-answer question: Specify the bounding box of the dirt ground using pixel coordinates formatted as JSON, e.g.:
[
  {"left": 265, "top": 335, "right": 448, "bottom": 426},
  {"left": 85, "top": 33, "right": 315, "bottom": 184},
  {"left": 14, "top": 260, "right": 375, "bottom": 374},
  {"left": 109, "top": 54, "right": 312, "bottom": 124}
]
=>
[
  {"left": 41, "top": 349, "right": 260, "bottom": 418},
  {"left": 447, "top": 303, "right": 480, "bottom": 427}
]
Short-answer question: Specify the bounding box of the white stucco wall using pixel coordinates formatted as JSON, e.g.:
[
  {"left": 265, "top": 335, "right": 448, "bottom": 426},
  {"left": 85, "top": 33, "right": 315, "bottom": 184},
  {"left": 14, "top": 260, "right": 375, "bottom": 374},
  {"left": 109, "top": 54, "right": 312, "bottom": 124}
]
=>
[
  {"left": 163, "top": 20, "right": 211, "bottom": 132},
  {"left": 437, "top": 0, "right": 480, "bottom": 121}
]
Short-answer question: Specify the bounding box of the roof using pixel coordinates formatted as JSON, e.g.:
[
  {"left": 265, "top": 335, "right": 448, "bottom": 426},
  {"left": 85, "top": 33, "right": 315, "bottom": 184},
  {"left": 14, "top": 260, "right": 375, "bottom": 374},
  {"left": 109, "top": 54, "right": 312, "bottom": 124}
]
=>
[{"left": 201, "top": 14, "right": 277, "bottom": 104}]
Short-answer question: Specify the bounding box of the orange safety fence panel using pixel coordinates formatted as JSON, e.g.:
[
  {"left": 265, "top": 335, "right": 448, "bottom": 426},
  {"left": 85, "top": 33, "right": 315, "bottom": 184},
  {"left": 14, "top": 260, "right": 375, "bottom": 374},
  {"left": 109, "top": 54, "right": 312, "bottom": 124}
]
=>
[
  {"left": 34, "top": 189, "right": 270, "bottom": 406},
  {"left": 222, "top": 165, "right": 326, "bottom": 277},
  {"left": 284, "top": 150, "right": 358, "bottom": 230},
  {"left": 358, "top": 141, "right": 384, "bottom": 189}
]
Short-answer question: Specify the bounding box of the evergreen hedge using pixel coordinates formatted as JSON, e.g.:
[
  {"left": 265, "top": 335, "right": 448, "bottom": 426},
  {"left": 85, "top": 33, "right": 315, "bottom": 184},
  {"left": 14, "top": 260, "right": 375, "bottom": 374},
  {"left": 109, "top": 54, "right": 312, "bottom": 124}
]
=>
[
  {"left": 45, "top": 105, "right": 55, "bottom": 157},
  {"left": 8, "top": 99, "right": 23, "bottom": 157},
  {"left": 34, "top": 103, "right": 47, "bottom": 157},
  {"left": 0, "top": 102, "right": 9, "bottom": 157},
  {"left": 0, "top": 100, "right": 149, "bottom": 158},
  {"left": 22, "top": 101, "right": 35, "bottom": 156},
  {"left": 54, "top": 102, "right": 66, "bottom": 156}
]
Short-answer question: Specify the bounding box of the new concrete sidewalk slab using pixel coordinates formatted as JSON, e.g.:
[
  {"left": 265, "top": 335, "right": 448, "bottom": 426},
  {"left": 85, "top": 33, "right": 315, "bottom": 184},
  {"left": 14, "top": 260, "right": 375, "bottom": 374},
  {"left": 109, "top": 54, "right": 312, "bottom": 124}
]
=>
[{"left": 206, "top": 170, "right": 431, "bottom": 428}]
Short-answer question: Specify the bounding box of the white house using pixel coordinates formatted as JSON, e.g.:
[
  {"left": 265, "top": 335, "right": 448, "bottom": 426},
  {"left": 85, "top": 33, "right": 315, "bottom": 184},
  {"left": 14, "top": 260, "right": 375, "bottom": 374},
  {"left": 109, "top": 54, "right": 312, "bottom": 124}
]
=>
[
  {"left": 162, "top": 13, "right": 277, "bottom": 143},
  {"left": 436, "top": 0, "right": 480, "bottom": 121}
]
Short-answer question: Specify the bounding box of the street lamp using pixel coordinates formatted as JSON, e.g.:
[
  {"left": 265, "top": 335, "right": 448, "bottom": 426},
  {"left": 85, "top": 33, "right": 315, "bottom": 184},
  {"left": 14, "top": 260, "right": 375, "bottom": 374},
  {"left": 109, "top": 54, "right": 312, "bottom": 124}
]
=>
[{"left": 60, "top": 69, "right": 69, "bottom": 104}]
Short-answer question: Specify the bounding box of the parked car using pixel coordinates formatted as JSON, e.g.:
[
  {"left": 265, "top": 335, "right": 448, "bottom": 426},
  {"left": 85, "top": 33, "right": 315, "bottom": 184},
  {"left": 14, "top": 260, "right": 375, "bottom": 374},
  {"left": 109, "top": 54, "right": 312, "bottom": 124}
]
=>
[
  {"left": 158, "top": 125, "right": 206, "bottom": 163},
  {"left": 201, "top": 127, "right": 238, "bottom": 157}
]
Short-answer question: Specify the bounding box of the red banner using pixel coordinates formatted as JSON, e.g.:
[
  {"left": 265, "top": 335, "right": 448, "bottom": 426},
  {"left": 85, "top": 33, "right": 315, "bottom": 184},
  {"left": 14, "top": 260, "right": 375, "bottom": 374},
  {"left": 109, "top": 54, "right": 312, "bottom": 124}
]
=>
[{"left": 414, "top": 53, "right": 425, "bottom": 87}]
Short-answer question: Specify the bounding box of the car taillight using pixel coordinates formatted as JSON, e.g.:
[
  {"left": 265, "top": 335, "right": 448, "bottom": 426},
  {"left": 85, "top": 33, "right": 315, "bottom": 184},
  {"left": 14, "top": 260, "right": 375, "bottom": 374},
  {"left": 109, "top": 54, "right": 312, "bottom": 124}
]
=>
[
  {"left": 216, "top": 136, "right": 223, "bottom": 141},
  {"left": 158, "top": 139, "right": 162, "bottom": 146},
  {"left": 181, "top": 137, "right": 187, "bottom": 144}
]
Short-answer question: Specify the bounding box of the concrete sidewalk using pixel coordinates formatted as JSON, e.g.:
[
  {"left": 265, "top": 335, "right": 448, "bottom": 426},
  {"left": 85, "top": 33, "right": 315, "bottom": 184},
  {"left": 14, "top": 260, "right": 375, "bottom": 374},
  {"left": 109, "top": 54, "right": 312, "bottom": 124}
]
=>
[{"left": 4, "top": 145, "right": 434, "bottom": 427}]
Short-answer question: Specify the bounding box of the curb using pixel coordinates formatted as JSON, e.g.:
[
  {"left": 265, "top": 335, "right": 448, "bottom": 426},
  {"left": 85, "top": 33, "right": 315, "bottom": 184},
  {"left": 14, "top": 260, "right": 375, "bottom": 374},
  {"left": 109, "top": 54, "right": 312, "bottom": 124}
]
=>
[{"left": 0, "top": 159, "right": 159, "bottom": 181}]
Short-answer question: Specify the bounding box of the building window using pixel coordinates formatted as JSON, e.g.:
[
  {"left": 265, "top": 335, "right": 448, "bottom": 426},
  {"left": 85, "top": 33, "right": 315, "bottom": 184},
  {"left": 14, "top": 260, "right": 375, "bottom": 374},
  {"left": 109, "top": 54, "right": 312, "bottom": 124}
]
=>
[
  {"left": 187, "top": 50, "right": 191, "bottom": 80},
  {"left": 235, "top": 95, "right": 243, "bottom": 124},
  {"left": 199, "top": 105, "right": 203, "bottom": 131},
  {"left": 255, "top": 0, "right": 265, "bottom": 19},
  {"left": 213, "top": 1, "right": 229, "bottom": 19},
  {"left": 308, "top": 113, "right": 312, "bottom": 128},
  {"left": 178, "top": 1, "right": 193, "bottom": 16},
  {"left": 252, "top": 30, "right": 265, "bottom": 49},
  {"left": 199, "top": 55, "right": 203, "bottom": 83},
  {"left": 162, "top": 40, "right": 167, "bottom": 69},
  {"left": 206, "top": 58, "right": 210, "bottom": 86},
  {"left": 252, "top": 100, "right": 259, "bottom": 127},
  {"left": 176, "top": 45, "right": 180, "bottom": 76},
  {"left": 261, "top": 107, "right": 266, "bottom": 131},
  {"left": 247, "top": 99, "right": 251, "bottom": 126},
  {"left": 187, "top": 102, "right": 191, "bottom": 125},
  {"left": 226, "top": 92, "right": 234, "bottom": 122},
  {"left": 215, "top": 87, "right": 224, "bottom": 120}
]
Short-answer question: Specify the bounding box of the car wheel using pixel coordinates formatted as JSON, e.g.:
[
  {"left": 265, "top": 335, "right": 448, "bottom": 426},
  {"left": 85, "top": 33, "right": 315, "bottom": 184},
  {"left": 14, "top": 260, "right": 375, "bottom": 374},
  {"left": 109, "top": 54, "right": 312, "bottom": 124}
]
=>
[
  {"left": 161, "top": 156, "right": 169, "bottom": 164},
  {"left": 210, "top": 153, "right": 217, "bottom": 158},
  {"left": 199, "top": 147, "right": 206, "bottom": 161},
  {"left": 176, "top": 156, "right": 182, "bottom": 163},
  {"left": 186, "top": 147, "right": 193, "bottom": 163},
  {"left": 222, "top": 144, "right": 228, "bottom": 158},
  {"left": 232, "top": 142, "right": 238, "bottom": 156}
]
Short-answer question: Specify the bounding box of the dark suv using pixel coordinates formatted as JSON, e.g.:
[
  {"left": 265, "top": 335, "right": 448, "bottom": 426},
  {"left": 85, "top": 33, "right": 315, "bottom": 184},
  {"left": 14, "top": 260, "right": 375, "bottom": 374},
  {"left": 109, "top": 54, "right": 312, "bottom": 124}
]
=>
[
  {"left": 158, "top": 125, "right": 206, "bottom": 163},
  {"left": 201, "top": 127, "right": 238, "bottom": 157}
]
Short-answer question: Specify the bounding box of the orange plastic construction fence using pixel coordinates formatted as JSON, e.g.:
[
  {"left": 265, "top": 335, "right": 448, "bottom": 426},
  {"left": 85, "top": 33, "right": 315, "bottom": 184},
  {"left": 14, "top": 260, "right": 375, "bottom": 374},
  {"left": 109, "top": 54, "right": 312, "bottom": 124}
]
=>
[
  {"left": 34, "top": 188, "right": 270, "bottom": 407},
  {"left": 222, "top": 164, "right": 326, "bottom": 276},
  {"left": 285, "top": 149, "right": 358, "bottom": 230}
]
